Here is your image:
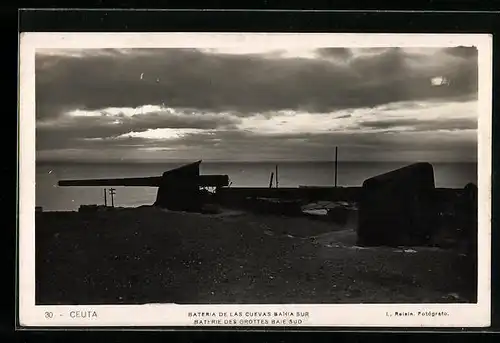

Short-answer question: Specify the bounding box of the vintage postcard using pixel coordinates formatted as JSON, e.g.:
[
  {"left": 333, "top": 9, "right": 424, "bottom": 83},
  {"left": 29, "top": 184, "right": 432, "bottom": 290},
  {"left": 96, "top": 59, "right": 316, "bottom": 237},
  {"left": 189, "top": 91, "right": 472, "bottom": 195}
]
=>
[{"left": 18, "top": 32, "right": 491, "bottom": 328}]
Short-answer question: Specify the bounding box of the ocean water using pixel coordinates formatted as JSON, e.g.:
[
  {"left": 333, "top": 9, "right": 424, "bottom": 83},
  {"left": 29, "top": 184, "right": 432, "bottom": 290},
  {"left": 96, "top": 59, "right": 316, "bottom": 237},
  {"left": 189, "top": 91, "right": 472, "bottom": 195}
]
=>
[{"left": 35, "top": 161, "right": 478, "bottom": 211}]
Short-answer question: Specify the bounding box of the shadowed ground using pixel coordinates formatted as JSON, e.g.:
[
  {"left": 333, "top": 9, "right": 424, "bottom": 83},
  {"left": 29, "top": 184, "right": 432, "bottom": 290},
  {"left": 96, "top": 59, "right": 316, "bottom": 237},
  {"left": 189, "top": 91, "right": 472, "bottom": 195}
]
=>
[{"left": 35, "top": 207, "right": 476, "bottom": 305}]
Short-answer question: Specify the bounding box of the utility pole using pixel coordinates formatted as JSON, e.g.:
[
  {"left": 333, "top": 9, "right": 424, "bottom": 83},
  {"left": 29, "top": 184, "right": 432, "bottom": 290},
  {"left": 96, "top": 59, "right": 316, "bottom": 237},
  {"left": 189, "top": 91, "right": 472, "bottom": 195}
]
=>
[
  {"left": 109, "top": 188, "right": 116, "bottom": 208},
  {"left": 334, "top": 146, "right": 338, "bottom": 188},
  {"left": 103, "top": 188, "right": 107, "bottom": 206},
  {"left": 275, "top": 164, "right": 279, "bottom": 188}
]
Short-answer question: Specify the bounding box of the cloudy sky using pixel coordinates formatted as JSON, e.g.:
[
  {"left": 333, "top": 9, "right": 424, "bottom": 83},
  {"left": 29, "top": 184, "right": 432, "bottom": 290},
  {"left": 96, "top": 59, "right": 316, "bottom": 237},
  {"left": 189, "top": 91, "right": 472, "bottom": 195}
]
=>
[{"left": 35, "top": 46, "right": 478, "bottom": 163}]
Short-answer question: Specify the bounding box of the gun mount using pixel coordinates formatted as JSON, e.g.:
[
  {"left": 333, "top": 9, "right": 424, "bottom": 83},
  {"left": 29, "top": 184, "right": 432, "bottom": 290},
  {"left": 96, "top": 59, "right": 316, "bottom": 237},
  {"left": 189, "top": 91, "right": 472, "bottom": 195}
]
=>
[{"left": 58, "top": 160, "right": 230, "bottom": 212}]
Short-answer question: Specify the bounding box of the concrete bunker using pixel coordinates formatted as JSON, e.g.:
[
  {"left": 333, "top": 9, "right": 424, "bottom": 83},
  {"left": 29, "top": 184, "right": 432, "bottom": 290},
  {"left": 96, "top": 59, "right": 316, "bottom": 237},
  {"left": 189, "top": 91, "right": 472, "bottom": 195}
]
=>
[{"left": 357, "top": 162, "right": 438, "bottom": 247}]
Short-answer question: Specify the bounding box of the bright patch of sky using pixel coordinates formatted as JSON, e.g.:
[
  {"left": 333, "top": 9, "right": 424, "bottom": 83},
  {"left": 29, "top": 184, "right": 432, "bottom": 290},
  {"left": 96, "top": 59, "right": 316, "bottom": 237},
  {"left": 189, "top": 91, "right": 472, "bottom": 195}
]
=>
[{"left": 117, "top": 128, "right": 209, "bottom": 140}]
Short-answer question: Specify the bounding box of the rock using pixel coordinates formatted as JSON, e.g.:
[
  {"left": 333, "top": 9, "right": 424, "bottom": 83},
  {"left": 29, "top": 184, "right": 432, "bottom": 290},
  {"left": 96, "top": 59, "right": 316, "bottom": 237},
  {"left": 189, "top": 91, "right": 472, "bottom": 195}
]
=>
[
  {"left": 327, "top": 207, "right": 350, "bottom": 225},
  {"left": 303, "top": 209, "right": 328, "bottom": 216},
  {"left": 357, "top": 162, "right": 438, "bottom": 247},
  {"left": 249, "top": 198, "right": 303, "bottom": 217},
  {"left": 78, "top": 204, "right": 100, "bottom": 213}
]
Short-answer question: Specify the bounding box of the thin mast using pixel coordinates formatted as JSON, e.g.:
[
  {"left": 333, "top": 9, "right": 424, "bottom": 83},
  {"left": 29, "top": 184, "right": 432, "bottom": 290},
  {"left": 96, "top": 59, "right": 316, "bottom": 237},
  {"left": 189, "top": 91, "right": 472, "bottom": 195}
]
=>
[{"left": 334, "top": 146, "right": 338, "bottom": 188}]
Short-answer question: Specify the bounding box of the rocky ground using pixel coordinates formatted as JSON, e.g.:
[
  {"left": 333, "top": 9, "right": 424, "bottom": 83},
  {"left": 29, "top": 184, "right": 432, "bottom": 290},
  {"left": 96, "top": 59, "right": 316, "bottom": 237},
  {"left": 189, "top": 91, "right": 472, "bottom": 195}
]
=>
[{"left": 35, "top": 206, "right": 476, "bottom": 305}]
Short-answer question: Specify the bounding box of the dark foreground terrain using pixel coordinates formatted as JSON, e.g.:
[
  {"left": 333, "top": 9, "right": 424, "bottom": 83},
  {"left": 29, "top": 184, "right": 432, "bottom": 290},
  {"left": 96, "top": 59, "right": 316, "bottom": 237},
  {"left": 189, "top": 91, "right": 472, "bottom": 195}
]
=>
[{"left": 36, "top": 207, "right": 476, "bottom": 305}]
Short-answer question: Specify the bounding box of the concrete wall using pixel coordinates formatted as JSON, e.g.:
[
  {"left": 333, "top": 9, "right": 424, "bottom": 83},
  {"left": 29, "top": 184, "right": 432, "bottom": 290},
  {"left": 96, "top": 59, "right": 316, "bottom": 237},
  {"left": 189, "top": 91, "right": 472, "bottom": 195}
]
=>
[{"left": 357, "top": 162, "right": 438, "bottom": 247}]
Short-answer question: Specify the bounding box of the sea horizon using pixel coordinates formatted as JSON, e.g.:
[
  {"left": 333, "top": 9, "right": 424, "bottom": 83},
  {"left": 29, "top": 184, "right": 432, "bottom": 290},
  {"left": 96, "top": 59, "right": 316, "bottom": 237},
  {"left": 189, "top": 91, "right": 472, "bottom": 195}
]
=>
[
  {"left": 35, "top": 160, "right": 478, "bottom": 211},
  {"left": 36, "top": 159, "right": 479, "bottom": 166}
]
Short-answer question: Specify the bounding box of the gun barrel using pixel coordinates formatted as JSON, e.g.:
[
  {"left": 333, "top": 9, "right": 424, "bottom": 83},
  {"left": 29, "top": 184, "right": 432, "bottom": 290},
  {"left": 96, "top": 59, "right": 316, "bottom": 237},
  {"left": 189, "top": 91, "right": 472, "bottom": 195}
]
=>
[
  {"left": 58, "top": 176, "right": 162, "bottom": 187},
  {"left": 58, "top": 175, "right": 229, "bottom": 188}
]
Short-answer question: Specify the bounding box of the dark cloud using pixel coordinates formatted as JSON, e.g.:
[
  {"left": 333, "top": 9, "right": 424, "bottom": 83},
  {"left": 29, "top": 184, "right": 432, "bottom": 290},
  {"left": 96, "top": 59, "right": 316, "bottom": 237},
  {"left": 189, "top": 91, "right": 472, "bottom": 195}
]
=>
[
  {"left": 358, "top": 117, "right": 477, "bottom": 131},
  {"left": 36, "top": 110, "right": 240, "bottom": 150},
  {"left": 315, "top": 47, "right": 352, "bottom": 59},
  {"left": 36, "top": 47, "right": 478, "bottom": 119},
  {"left": 35, "top": 47, "right": 479, "bottom": 162},
  {"left": 37, "top": 128, "right": 477, "bottom": 163},
  {"left": 443, "top": 46, "right": 478, "bottom": 59},
  {"left": 336, "top": 114, "right": 352, "bottom": 119},
  {"left": 347, "top": 48, "right": 477, "bottom": 104}
]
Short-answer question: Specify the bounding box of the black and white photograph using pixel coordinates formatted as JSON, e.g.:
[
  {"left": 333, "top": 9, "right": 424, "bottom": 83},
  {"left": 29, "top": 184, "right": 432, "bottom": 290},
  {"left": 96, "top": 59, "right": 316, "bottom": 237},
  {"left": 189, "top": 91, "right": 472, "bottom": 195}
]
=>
[{"left": 18, "top": 33, "right": 491, "bottom": 327}]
